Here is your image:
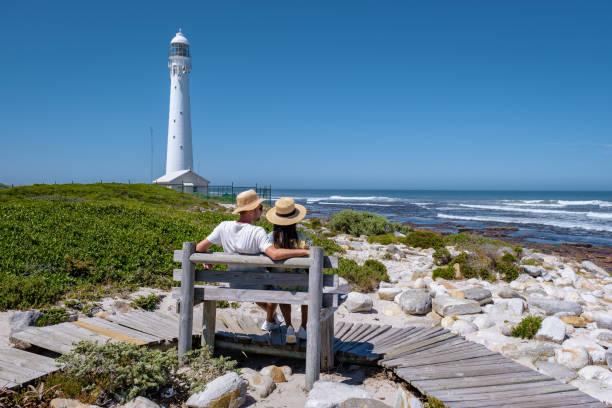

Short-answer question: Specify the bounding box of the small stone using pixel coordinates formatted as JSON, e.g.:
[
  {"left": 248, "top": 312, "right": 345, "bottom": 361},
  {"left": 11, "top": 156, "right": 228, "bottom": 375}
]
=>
[
  {"left": 305, "top": 381, "right": 372, "bottom": 408},
  {"left": 260, "top": 365, "right": 288, "bottom": 383},
  {"left": 378, "top": 287, "right": 403, "bottom": 301},
  {"left": 413, "top": 278, "right": 427, "bottom": 289},
  {"left": 522, "top": 265, "right": 544, "bottom": 277},
  {"left": 50, "top": 400, "right": 100, "bottom": 408},
  {"left": 452, "top": 320, "right": 478, "bottom": 336},
  {"left": 534, "top": 361, "right": 578, "bottom": 383},
  {"left": 432, "top": 296, "right": 481, "bottom": 316},
  {"left": 9, "top": 310, "right": 41, "bottom": 334},
  {"left": 534, "top": 316, "right": 566, "bottom": 343},
  {"left": 607, "top": 350, "right": 612, "bottom": 369},
  {"left": 555, "top": 347, "right": 589, "bottom": 370},
  {"left": 344, "top": 292, "right": 373, "bottom": 313},
  {"left": 186, "top": 372, "right": 247, "bottom": 408},
  {"left": 591, "top": 329, "right": 612, "bottom": 348},
  {"left": 462, "top": 287, "right": 493, "bottom": 305},
  {"left": 407, "top": 398, "right": 423, "bottom": 408},
  {"left": 240, "top": 368, "right": 276, "bottom": 398},
  {"left": 450, "top": 290, "right": 465, "bottom": 299},
  {"left": 397, "top": 289, "right": 432, "bottom": 315},
  {"left": 425, "top": 311, "right": 442, "bottom": 322},
  {"left": 560, "top": 316, "right": 586, "bottom": 328},
  {"left": 473, "top": 315, "right": 495, "bottom": 330},
  {"left": 440, "top": 316, "right": 455, "bottom": 329},
  {"left": 497, "top": 288, "right": 524, "bottom": 299},
  {"left": 382, "top": 302, "right": 402, "bottom": 316},
  {"left": 121, "top": 397, "right": 161, "bottom": 408}
]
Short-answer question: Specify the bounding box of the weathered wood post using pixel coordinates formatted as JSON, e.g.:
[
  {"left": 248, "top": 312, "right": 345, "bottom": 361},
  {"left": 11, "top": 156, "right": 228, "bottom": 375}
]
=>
[
  {"left": 305, "top": 246, "right": 323, "bottom": 391},
  {"left": 201, "top": 299, "right": 216, "bottom": 352},
  {"left": 178, "top": 241, "right": 196, "bottom": 359}
]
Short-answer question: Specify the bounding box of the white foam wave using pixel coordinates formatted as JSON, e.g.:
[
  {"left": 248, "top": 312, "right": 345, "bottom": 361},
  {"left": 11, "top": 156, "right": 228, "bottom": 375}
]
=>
[
  {"left": 587, "top": 212, "right": 612, "bottom": 220},
  {"left": 436, "top": 213, "right": 612, "bottom": 233},
  {"left": 459, "top": 204, "right": 578, "bottom": 215},
  {"left": 318, "top": 202, "right": 393, "bottom": 207},
  {"left": 502, "top": 199, "right": 612, "bottom": 208},
  {"left": 306, "top": 195, "right": 397, "bottom": 203}
]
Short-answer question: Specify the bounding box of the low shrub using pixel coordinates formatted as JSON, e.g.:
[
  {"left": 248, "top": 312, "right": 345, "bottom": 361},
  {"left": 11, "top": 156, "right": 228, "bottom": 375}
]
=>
[
  {"left": 308, "top": 218, "right": 322, "bottom": 229},
  {"left": 450, "top": 253, "right": 477, "bottom": 279},
  {"left": 367, "top": 233, "right": 402, "bottom": 245},
  {"left": 216, "top": 300, "right": 239, "bottom": 309},
  {"left": 444, "top": 233, "right": 506, "bottom": 251},
  {"left": 329, "top": 210, "right": 403, "bottom": 236},
  {"left": 521, "top": 258, "right": 540, "bottom": 266},
  {"left": 432, "top": 267, "right": 455, "bottom": 281},
  {"left": 35, "top": 307, "right": 71, "bottom": 327},
  {"left": 404, "top": 231, "right": 444, "bottom": 249},
  {"left": 432, "top": 248, "right": 451, "bottom": 266},
  {"left": 511, "top": 315, "right": 542, "bottom": 339},
  {"left": 131, "top": 294, "right": 162, "bottom": 311},
  {"left": 308, "top": 233, "right": 346, "bottom": 255},
  {"left": 501, "top": 253, "right": 517, "bottom": 263},
  {"left": 495, "top": 262, "right": 520, "bottom": 282},
  {"left": 332, "top": 258, "right": 389, "bottom": 292}
]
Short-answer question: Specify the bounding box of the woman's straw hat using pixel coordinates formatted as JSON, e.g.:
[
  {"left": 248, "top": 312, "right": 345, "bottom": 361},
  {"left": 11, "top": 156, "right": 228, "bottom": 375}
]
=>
[
  {"left": 266, "top": 197, "right": 307, "bottom": 226},
  {"left": 232, "top": 189, "right": 265, "bottom": 214}
]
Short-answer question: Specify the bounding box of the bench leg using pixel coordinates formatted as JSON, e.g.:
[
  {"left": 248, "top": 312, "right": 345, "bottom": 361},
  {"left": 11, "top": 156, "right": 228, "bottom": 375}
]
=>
[
  {"left": 320, "top": 307, "right": 335, "bottom": 371},
  {"left": 202, "top": 300, "right": 216, "bottom": 352}
]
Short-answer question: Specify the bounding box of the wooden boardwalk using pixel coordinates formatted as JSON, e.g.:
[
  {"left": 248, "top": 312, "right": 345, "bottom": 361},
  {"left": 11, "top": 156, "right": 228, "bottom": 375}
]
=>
[{"left": 5, "top": 312, "right": 607, "bottom": 407}]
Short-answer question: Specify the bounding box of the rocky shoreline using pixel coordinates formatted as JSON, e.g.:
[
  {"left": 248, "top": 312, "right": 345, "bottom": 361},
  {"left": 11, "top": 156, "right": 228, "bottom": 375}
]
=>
[{"left": 332, "top": 233, "right": 612, "bottom": 406}]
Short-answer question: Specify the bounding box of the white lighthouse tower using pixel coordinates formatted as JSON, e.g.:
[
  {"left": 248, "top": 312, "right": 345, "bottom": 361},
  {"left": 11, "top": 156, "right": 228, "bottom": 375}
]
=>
[{"left": 154, "top": 30, "right": 209, "bottom": 193}]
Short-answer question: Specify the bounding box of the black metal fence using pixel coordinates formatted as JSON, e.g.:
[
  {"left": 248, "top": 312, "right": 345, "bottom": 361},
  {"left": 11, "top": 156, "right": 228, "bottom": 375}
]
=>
[{"left": 201, "top": 184, "right": 272, "bottom": 206}]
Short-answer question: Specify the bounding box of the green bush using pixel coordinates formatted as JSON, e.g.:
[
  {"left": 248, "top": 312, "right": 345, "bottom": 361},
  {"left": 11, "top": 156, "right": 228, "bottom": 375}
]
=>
[
  {"left": 131, "top": 294, "right": 162, "bottom": 311},
  {"left": 495, "top": 262, "right": 520, "bottom": 282},
  {"left": 450, "top": 253, "right": 477, "bottom": 279},
  {"left": 432, "top": 248, "right": 451, "bottom": 266},
  {"left": 432, "top": 267, "right": 455, "bottom": 280},
  {"left": 443, "top": 233, "right": 507, "bottom": 251},
  {"left": 216, "top": 300, "right": 239, "bottom": 309},
  {"left": 56, "top": 341, "right": 237, "bottom": 402},
  {"left": 35, "top": 307, "right": 71, "bottom": 327},
  {"left": 329, "top": 210, "right": 399, "bottom": 236},
  {"left": 404, "top": 231, "right": 444, "bottom": 249},
  {"left": 501, "top": 253, "right": 517, "bottom": 263},
  {"left": 511, "top": 315, "right": 542, "bottom": 339},
  {"left": 332, "top": 258, "right": 389, "bottom": 292},
  {"left": 309, "top": 233, "right": 346, "bottom": 255},
  {"left": 308, "top": 218, "right": 322, "bottom": 229},
  {"left": 367, "top": 233, "right": 402, "bottom": 245}
]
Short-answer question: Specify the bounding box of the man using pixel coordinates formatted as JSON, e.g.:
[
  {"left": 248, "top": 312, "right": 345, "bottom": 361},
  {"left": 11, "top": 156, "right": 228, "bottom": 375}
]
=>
[{"left": 196, "top": 189, "right": 309, "bottom": 331}]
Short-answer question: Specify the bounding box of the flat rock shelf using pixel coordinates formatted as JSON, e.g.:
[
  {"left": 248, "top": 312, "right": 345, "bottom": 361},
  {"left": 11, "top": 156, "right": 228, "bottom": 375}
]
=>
[{"left": 4, "top": 312, "right": 607, "bottom": 407}]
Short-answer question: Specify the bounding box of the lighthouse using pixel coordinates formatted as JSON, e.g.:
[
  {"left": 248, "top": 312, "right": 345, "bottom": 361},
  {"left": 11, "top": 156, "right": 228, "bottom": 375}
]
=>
[{"left": 154, "top": 30, "right": 209, "bottom": 193}]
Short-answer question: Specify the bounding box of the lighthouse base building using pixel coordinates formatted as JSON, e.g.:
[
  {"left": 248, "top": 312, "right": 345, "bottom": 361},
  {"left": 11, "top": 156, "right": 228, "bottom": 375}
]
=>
[{"left": 154, "top": 169, "right": 209, "bottom": 194}]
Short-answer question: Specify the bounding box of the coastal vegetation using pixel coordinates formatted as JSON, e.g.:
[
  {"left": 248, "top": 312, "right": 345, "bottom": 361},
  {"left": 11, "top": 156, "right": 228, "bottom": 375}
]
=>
[
  {"left": 511, "top": 315, "right": 543, "bottom": 339},
  {"left": 329, "top": 209, "right": 412, "bottom": 236},
  {"left": 34, "top": 307, "right": 71, "bottom": 327},
  {"left": 332, "top": 258, "right": 389, "bottom": 292},
  {"left": 131, "top": 294, "right": 163, "bottom": 311}
]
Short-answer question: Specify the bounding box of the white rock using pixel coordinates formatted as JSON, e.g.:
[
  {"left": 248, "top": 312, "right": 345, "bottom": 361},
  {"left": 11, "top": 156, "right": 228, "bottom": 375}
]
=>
[
  {"left": 570, "top": 379, "right": 612, "bottom": 405},
  {"left": 413, "top": 278, "right": 427, "bottom": 289},
  {"left": 594, "top": 313, "right": 612, "bottom": 330},
  {"left": 534, "top": 317, "right": 566, "bottom": 343},
  {"left": 473, "top": 315, "right": 495, "bottom": 330},
  {"left": 496, "top": 298, "right": 526, "bottom": 315},
  {"left": 379, "top": 281, "right": 395, "bottom": 289},
  {"left": 578, "top": 366, "right": 612, "bottom": 386},
  {"left": 186, "top": 372, "right": 247, "bottom": 408},
  {"left": 440, "top": 316, "right": 455, "bottom": 329},
  {"left": 590, "top": 329, "right": 612, "bottom": 348},
  {"left": 452, "top": 320, "right": 478, "bottom": 336},
  {"left": 501, "top": 341, "right": 556, "bottom": 361},
  {"left": 240, "top": 368, "right": 276, "bottom": 398},
  {"left": 394, "top": 387, "right": 418, "bottom": 408},
  {"left": 432, "top": 296, "right": 481, "bottom": 316},
  {"left": 528, "top": 296, "right": 582, "bottom": 316},
  {"left": 378, "top": 287, "right": 403, "bottom": 301},
  {"left": 581, "top": 260, "right": 608, "bottom": 277},
  {"left": 50, "top": 399, "right": 100, "bottom": 408},
  {"left": 344, "top": 292, "right": 373, "bottom": 313},
  {"left": 305, "top": 380, "right": 372, "bottom": 408},
  {"left": 534, "top": 361, "right": 578, "bottom": 383},
  {"left": 555, "top": 347, "right": 589, "bottom": 370},
  {"left": 510, "top": 281, "right": 525, "bottom": 291},
  {"left": 382, "top": 302, "right": 402, "bottom": 317},
  {"left": 397, "top": 289, "right": 432, "bottom": 315},
  {"left": 607, "top": 350, "right": 612, "bottom": 369},
  {"left": 121, "top": 397, "right": 161, "bottom": 408},
  {"left": 563, "top": 337, "right": 606, "bottom": 365}
]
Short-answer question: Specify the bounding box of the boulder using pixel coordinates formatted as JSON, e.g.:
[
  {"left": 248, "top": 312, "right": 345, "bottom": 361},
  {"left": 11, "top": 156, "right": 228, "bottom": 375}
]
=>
[
  {"left": 260, "top": 365, "right": 288, "bottom": 383},
  {"left": 534, "top": 361, "right": 578, "bottom": 384},
  {"left": 382, "top": 302, "right": 402, "bottom": 317},
  {"left": 340, "top": 398, "right": 391, "bottom": 408},
  {"left": 590, "top": 329, "right": 612, "bottom": 348},
  {"left": 534, "top": 317, "right": 566, "bottom": 343},
  {"left": 581, "top": 260, "right": 608, "bottom": 277},
  {"left": 473, "top": 315, "right": 495, "bottom": 330},
  {"left": 462, "top": 287, "right": 493, "bottom": 305},
  {"left": 555, "top": 347, "right": 589, "bottom": 370},
  {"left": 186, "top": 372, "right": 247, "bottom": 408},
  {"left": 379, "top": 282, "right": 395, "bottom": 289},
  {"left": 397, "top": 290, "right": 431, "bottom": 315},
  {"left": 497, "top": 288, "right": 524, "bottom": 300},
  {"left": 578, "top": 366, "right": 612, "bottom": 385},
  {"left": 569, "top": 378, "right": 612, "bottom": 405},
  {"left": 528, "top": 297, "right": 582, "bottom": 316},
  {"left": 394, "top": 387, "right": 423, "bottom": 408},
  {"left": 594, "top": 313, "right": 612, "bottom": 330},
  {"left": 521, "top": 265, "right": 544, "bottom": 277},
  {"left": 440, "top": 316, "right": 455, "bottom": 329},
  {"left": 378, "top": 287, "right": 403, "bottom": 301},
  {"left": 305, "top": 381, "right": 372, "bottom": 408},
  {"left": 451, "top": 320, "right": 478, "bottom": 336},
  {"left": 501, "top": 342, "right": 556, "bottom": 361},
  {"left": 560, "top": 316, "right": 586, "bottom": 328},
  {"left": 240, "top": 368, "right": 276, "bottom": 398},
  {"left": 121, "top": 397, "right": 161, "bottom": 408},
  {"left": 432, "top": 296, "right": 481, "bottom": 317},
  {"left": 413, "top": 278, "right": 427, "bottom": 289},
  {"left": 496, "top": 298, "right": 526, "bottom": 316},
  {"left": 607, "top": 350, "right": 612, "bottom": 369},
  {"left": 344, "top": 292, "right": 373, "bottom": 313},
  {"left": 563, "top": 337, "right": 606, "bottom": 365}
]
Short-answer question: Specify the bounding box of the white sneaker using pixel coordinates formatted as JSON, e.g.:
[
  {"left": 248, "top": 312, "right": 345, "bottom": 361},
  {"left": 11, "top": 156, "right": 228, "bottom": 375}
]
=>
[
  {"left": 274, "top": 313, "right": 285, "bottom": 325},
  {"left": 296, "top": 326, "right": 307, "bottom": 340},
  {"left": 261, "top": 320, "right": 279, "bottom": 331},
  {"left": 286, "top": 326, "right": 296, "bottom": 344}
]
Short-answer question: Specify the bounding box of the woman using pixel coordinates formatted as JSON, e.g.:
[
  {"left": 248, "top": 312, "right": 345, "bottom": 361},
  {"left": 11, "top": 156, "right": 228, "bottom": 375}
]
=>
[{"left": 266, "top": 197, "right": 310, "bottom": 344}]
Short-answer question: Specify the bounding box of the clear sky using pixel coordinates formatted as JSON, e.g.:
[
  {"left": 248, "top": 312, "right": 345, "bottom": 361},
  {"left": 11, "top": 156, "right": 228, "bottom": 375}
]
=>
[{"left": 1, "top": 1, "right": 610, "bottom": 190}]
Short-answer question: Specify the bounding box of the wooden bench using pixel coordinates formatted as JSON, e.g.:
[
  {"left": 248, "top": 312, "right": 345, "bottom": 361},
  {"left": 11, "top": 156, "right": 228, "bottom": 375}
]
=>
[{"left": 173, "top": 242, "right": 344, "bottom": 390}]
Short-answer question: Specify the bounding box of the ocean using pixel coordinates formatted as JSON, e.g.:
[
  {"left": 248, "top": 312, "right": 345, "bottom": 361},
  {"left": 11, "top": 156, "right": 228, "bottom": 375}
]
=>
[{"left": 271, "top": 189, "right": 612, "bottom": 247}]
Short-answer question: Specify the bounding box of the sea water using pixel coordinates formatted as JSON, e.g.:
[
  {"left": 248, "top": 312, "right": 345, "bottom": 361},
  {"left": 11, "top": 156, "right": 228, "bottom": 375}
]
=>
[{"left": 272, "top": 189, "right": 612, "bottom": 247}]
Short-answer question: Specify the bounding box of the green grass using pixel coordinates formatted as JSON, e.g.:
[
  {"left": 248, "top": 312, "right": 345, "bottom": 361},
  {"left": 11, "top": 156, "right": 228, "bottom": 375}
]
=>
[
  {"left": 131, "top": 294, "right": 162, "bottom": 311},
  {"left": 432, "top": 266, "right": 455, "bottom": 280},
  {"left": 443, "top": 233, "right": 507, "bottom": 251},
  {"left": 35, "top": 307, "right": 71, "bottom": 326},
  {"left": 329, "top": 257, "right": 389, "bottom": 292},
  {"left": 0, "top": 183, "right": 234, "bottom": 310},
  {"left": 367, "top": 233, "right": 403, "bottom": 245}
]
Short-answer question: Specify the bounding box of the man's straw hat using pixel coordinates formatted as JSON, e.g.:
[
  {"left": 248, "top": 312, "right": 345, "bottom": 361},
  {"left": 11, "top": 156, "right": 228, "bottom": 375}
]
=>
[
  {"left": 266, "top": 197, "right": 307, "bottom": 226},
  {"left": 232, "top": 189, "right": 265, "bottom": 214}
]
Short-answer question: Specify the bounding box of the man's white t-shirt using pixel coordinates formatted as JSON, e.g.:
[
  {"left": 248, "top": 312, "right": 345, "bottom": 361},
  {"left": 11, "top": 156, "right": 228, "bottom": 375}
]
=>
[{"left": 206, "top": 221, "right": 272, "bottom": 255}]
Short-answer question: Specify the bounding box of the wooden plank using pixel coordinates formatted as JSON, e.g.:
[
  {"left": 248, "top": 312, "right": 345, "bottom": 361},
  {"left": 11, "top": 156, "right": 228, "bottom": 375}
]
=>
[
  {"left": 80, "top": 318, "right": 162, "bottom": 343},
  {"left": 10, "top": 328, "right": 74, "bottom": 354},
  {"left": 201, "top": 300, "right": 216, "bottom": 351},
  {"left": 173, "top": 269, "right": 337, "bottom": 287},
  {"left": 105, "top": 313, "right": 176, "bottom": 340},
  {"left": 179, "top": 242, "right": 196, "bottom": 357},
  {"left": 429, "top": 380, "right": 575, "bottom": 401},
  {"left": 334, "top": 322, "right": 354, "bottom": 340},
  {"left": 385, "top": 341, "right": 486, "bottom": 365},
  {"left": 320, "top": 309, "right": 334, "bottom": 370},
  {"left": 388, "top": 349, "right": 499, "bottom": 368},
  {"left": 189, "top": 252, "right": 338, "bottom": 269},
  {"left": 397, "top": 362, "right": 531, "bottom": 381},
  {"left": 0, "top": 378, "right": 18, "bottom": 389},
  {"left": 383, "top": 332, "right": 456, "bottom": 360},
  {"left": 216, "top": 340, "right": 306, "bottom": 359},
  {"left": 305, "top": 246, "right": 323, "bottom": 391},
  {"left": 451, "top": 391, "right": 605, "bottom": 408},
  {"left": 71, "top": 321, "right": 145, "bottom": 345},
  {"left": 342, "top": 325, "right": 391, "bottom": 354},
  {"left": 0, "top": 348, "right": 59, "bottom": 373},
  {"left": 50, "top": 322, "right": 113, "bottom": 345},
  {"left": 414, "top": 372, "right": 551, "bottom": 391},
  {"left": 191, "top": 286, "right": 336, "bottom": 306},
  {"left": 174, "top": 249, "right": 183, "bottom": 262}
]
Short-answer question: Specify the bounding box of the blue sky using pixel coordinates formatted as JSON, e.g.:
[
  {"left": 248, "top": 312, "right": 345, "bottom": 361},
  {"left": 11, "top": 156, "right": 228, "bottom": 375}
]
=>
[{"left": 1, "top": 1, "right": 610, "bottom": 190}]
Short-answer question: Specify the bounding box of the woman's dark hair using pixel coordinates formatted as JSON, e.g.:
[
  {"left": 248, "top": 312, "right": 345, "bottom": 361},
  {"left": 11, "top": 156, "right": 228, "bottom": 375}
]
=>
[{"left": 273, "top": 224, "right": 299, "bottom": 249}]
